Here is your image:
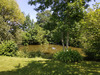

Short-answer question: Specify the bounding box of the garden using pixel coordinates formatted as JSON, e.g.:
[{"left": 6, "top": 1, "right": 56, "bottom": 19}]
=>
[{"left": 0, "top": 0, "right": 100, "bottom": 75}]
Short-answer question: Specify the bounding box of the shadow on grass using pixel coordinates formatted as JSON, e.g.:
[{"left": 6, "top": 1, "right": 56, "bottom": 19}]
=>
[
  {"left": 84, "top": 57, "right": 100, "bottom": 62},
  {"left": 0, "top": 60, "right": 100, "bottom": 75}
]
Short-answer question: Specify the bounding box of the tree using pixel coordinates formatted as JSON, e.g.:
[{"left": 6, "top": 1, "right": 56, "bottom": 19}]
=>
[
  {"left": 79, "top": 3, "right": 100, "bottom": 60},
  {"left": 36, "top": 10, "right": 51, "bottom": 26},
  {"left": 0, "top": 16, "right": 12, "bottom": 42},
  {"left": 22, "top": 23, "right": 48, "bottom": 45},
  {"left": 0, "top": 0, "right": 25, "bottom": 23},
  {"left": 22, "top": 14, "right": 34, "bottom": 31},
  {"left": 36, "top": 10, "right": 56, "bottom": 43},
  {"left": 28, "top": 0, "right": 90, "bottom": 51},
  {"left": 21, "top": 14, "right": 48, "bottom": 45},
  {"left": 29, "top": 24, "right": 48, "bottom": 44},
  {"left": 0, "top": 0, "right": 25, "bottom": 44}
]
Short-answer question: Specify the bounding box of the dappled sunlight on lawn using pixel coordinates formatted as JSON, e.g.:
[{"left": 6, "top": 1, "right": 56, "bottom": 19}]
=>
[
  {"left": 0, "top": 56, "right": 100, "bottom": 75},
  {"left": 0, "top": 56, "right": 48, "bottom": 72}
]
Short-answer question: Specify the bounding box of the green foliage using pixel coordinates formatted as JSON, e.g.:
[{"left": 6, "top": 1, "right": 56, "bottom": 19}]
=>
[
  {"left": 21, "top": 14, "right": 34, "bottom": 45},
  {"left": 22, "top": 31, "right": 31, "bottom": 45},
  {"left": 84, "top": 35, "right": 100, "bottom": 60},
  {"left": 0, "top": 0, "right": 25, "bottom": 44},
  {"left": 0, "top": 0, "right": 25, "bottom": 23},
  {"left": 0, "top": 16, "right": 12, "bottom": 42},
  {"left": 53, "top": 49, "right": 83, "bottom": 63},
  {"left": 36, "top": 10, "right": 55, "bottom": 43},
  {"left": 16, "top": 49, "right": 53, "bottom": 59},
  {"left": 0, "top": 40, "right": 18, "bottom": 56},
  {"left": 22, "top": 14, "right": 34, "bottom": 31},
  {"left": 23, "top": 24, "right": 48, "bottom": 45},
  {"left": 22, "top": 14, "right": 48, "bottom": 45},
  {"left": 16, "top": 50, "right": 38, "bottom": 58},
  {"left": 16, "top": 50, "right": 29, "bottom": 58},
  {"left": 69, "top": 22, "right": 82, "bottom": 47},
  {"left": 41, "top": 53, "right": 53, "bottom": 59},
  {"left": 29, "top": 0, "right": 88, "bottom": 49},
  {"left": 36, "top": 10, "right": 51, "bottom": 28},
  {"left": 31, "top": 24, "right": 48, "bottom": 44},
  {"left": 28, "top": 0, "right": 91, "bottom": 12},
  {"left": 52, "top": 22, "right": 66, "bottom": 43},
  {"left": 16, "top": 48, "right": 42, "bottom": 58},
  {"left": 79, "top": 4, "right": 100, "bottom": 60}
]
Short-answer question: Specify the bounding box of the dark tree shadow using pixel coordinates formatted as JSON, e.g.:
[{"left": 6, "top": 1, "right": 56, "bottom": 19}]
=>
[{"left": 0, "top": 60, "right": 100, "bottom": 75}]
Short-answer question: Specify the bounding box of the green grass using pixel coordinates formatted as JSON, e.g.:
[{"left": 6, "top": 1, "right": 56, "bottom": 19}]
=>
[
  {"left": 0, "top": 56, "right": 47, "bottom": 72},
  {"left": 0, "top": 56, "right": 100, "bottom": 75}
]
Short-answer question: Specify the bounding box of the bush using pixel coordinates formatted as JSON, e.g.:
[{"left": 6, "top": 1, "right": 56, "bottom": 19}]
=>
[
  {"left": 16, "top": 49, "right": 42, "bottom": 58},
  {"left": 16, "top": 50, "right": 30, "bottom": 58},
  {"left": 0, "top": 40, "right": 18, "bottom": 56},
  {"left": 84, "top": 49, "right": 100, "bottom": 61},
  {"left": 16, "top": 49, "right": 53, "bottom": 59},
  {"left": 83, "top": 36, "right": 100, "bottom": 61},
  {"left": 41, "top": 53, "right": 53, "bottom": 59},
  {"left": 53, "top": 49, "right": 83, "bottom": 63}
]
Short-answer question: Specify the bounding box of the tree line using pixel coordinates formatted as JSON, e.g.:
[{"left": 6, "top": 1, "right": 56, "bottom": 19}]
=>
[{"left": 0, "top": 0, "right": 100, "bottom": 60}]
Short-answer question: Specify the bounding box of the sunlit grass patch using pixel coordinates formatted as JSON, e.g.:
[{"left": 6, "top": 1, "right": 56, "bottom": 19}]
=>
[
  {"left": 0, "top": 56, "right": 48, "bottom": 72},
  {"left": 0, "top": 56, "right": 100, "bottom": 75}
]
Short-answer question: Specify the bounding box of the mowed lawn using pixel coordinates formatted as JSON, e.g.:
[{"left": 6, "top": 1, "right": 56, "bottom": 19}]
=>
[{"left": 0, "top": 56, "right": 100, "bottom": 75}]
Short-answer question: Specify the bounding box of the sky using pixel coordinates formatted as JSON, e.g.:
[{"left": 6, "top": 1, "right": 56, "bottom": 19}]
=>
[
  {"left": 16, "top": 0, "right": 100, "bottom": 22},
  {"left": 16, "top": 0, "right": 37, "bottom": 21}
]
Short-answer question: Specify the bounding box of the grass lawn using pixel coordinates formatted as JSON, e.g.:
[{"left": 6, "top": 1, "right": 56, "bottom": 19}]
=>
[{"left": 0, "top": 56, "right": 100, "bottom": 75}]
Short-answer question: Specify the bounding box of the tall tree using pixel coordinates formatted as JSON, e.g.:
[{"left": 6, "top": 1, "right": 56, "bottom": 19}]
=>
[
  {"left": 79, "top": 3, "right": 100, "bottom": 60},
  {"left": 36, "top": 10, "right": 51, "bottom": 27},
  {"left": 22, "top": 14, "right": 34, "bottom": 31},
  {"left": 22, "top": 23, "right": 48, "bottom": 45},
  {"left": 0, "top": 16, "right": 13, "bottom": 42},
  {"left": 36, "top": 10, "right": 56, "bottom": 42},
  {"left": 0, "top": 0, "right": 25, "bottom": 44},
  {"left": 0, "top": 0, "right": 25, "bottom": 23},
  {"left": 28, "top": 0, "right": 91, "bottom": 51}
]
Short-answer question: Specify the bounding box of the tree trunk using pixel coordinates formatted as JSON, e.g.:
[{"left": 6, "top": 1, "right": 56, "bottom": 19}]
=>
[
  {"left": 61, "top": 32, "right": 65, "bottom": 51},
  {"left": 66, "top": 32, "right": 69, "bottom": 50}
]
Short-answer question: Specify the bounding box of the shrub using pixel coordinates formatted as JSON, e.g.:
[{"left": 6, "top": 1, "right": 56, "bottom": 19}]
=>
[
  {"left": 84, "top": 49, "right": 100, "bottom": 60},
  {"left": 83, "top": 36, "right": 100, "bottom": 60},
  {"left": 53, "top": 49, "right": 83, "bottom": 63},
  {"left": 16, "top": 50, "right": 42, "bottom": 58},
  {"left": 0, "top": 40, "right": 18, "bottom": 56},
  {"left": 16, "top": 50, "right": 30, "bottom": 58},
  {"left": 16, "top": 49, "right": 53, "bottom": 59},
  {"left": 41, "top": 53, "right": 53, "bottom": 59}
]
